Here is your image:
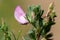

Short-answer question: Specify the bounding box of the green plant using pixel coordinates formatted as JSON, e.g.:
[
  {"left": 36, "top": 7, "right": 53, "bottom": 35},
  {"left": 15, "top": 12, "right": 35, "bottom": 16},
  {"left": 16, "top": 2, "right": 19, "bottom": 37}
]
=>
[
  {"left": 22, "top": 3, "right": 56, "bottom": 40},
  {"left": 0, "top": 18, "right": 21, "bottom": 40}
]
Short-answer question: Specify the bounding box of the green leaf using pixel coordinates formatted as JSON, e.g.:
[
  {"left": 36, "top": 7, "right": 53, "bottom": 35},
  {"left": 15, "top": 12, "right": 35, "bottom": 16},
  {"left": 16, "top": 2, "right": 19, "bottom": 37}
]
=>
[
  {"left": 0, "top": 30, "right": 5, "bottom": 40},
  {"left": 33, "top": 5, "right": 40, "bottom": 14},
  {"left": 50, "top": 10, "right": 56, "bottom": 19},
  {"left": 45, "top": 33, "right": 53, "bottom": 39},
  {"left": 28, "top": 29, "right": 36, "bottom": 40},
  {"left": 40, "top": 10, "right": 44, "bottom": 16},
  {"left": 44, "top": 20, "right": 55, "bottom": 34}
]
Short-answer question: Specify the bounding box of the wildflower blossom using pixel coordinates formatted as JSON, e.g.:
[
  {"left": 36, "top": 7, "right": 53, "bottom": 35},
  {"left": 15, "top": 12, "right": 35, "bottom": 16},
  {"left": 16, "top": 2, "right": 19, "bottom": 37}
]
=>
[{"left": 14, "top": 6, "right": 28, "bottom": 24}]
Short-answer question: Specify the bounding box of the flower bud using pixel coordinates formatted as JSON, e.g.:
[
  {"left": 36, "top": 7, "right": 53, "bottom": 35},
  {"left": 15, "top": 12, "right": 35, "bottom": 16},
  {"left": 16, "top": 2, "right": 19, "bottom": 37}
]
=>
[{"left": 48, "top": 2, "right": 54, "bottom": 10}]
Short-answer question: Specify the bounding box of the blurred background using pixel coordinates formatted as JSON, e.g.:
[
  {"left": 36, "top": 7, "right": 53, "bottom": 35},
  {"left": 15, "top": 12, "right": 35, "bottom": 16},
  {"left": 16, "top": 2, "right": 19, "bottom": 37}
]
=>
[{"left": 0, "top": 0, "right": 60, "bottom": 40}]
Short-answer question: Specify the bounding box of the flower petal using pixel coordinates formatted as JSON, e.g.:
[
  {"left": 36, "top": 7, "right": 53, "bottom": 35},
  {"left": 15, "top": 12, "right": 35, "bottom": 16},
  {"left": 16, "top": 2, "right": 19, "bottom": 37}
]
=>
[{"left": 14, "top": 6, "right": 28, "bottom": 24}]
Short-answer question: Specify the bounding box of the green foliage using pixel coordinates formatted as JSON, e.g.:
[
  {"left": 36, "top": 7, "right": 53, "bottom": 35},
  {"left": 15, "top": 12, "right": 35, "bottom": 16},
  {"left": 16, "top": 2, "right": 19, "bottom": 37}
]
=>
[
  {"left": 25, "top": 3, "right": 56, "bottom": 40},
  {"left": 0, "top": 19, "right": 21, "bottom": 40},
  {"left": 0, "top": 19, "right": 11, "bottom": 40}
]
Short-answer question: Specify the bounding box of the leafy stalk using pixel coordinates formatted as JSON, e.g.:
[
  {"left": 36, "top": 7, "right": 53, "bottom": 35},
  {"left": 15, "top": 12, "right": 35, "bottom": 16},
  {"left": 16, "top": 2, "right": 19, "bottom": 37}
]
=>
[{"left": 25, "top": 2, "right": 56, "bottom": 40}]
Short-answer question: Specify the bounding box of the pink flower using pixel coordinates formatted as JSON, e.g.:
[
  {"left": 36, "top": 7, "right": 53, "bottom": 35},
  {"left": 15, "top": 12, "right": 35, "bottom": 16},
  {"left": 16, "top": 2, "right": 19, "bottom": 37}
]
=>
[{"left": 14, "top": 6, "right": 28, "bottom": 24}]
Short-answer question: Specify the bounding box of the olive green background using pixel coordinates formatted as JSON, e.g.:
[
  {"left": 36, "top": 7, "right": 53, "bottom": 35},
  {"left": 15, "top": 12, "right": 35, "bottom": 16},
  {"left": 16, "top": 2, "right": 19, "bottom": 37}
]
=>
[{"left": 0, "top": 0, "right": 60, "bottom": 40}]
